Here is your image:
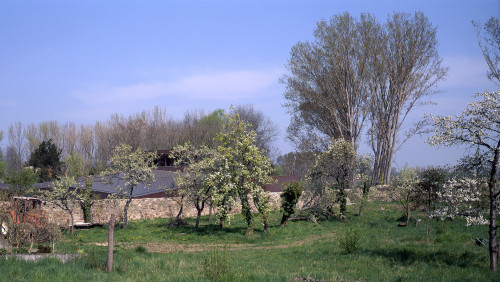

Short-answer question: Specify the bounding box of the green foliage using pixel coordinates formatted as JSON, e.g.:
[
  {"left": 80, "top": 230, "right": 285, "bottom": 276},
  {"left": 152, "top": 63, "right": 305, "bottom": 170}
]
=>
[
  {"left": 134, "top": 246, "right": 148, "bottom": 254},
  {"left": 415, "top": 166, "right": 449, "bottom": 211},
  {"left": 64, "top": 154, "right": 85, "bottom": 178},
  {"left": 280, "top": 181, "right": 302, "bottom": 226},
  {"left": 79, "top": 176, "right": 95, "bottom": 223},
  {"left": 306, "top": 139, "right": 357, "bottom": 218},
  {"left": 5, "top": 168, "right": 39, "bottom": 196},
  {"left": 27, "top": 139, "right": 63, "bottom": 182},
  {"left": 338, "top": 226, "right": 362, "bottom": 254},
  {"left": 0, "top": 160, "right": 7, "bottom": 182}
]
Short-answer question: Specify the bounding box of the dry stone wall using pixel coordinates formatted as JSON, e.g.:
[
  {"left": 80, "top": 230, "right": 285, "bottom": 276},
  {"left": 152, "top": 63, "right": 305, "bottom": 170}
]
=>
[{"left": 1, "top": 193, "right": 283, "bottom": 226}]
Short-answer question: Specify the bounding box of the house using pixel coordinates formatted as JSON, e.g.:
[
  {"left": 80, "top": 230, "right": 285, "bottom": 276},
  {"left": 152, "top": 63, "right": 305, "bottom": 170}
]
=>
[{"left": 264, "top": 175, "right": 300, "bottom": 192}]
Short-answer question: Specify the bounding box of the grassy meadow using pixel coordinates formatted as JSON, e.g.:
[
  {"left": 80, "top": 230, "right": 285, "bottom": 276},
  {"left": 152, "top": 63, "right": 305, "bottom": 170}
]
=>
[{"left": 1, "top": 201, "right": 498, "bottom": 281}]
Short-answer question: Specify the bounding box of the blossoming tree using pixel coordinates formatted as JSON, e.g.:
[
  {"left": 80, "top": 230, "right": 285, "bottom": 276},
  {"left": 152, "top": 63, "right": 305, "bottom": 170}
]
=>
[
  {"left": 431, "top": 177, "right": 488, "bottom": 226},
  {"left": 171, "top": 143, "right": 220, "bottom": 230},
  {"left": 427, "top": 89, "right": 500, "bottom": 271},
  {"left": 101, "top": 143, "right": 156, "bottom": 228},
  {"left": 40, "top": 176, "right": 81, "bottom": 234},
  {"left": 214, "top": 110, "right": 274, "bottom": 232}
]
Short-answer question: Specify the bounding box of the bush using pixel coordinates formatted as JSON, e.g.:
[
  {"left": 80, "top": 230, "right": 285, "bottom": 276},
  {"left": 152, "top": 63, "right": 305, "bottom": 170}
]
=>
[
  {"left": 338, "top": 226, "right": 362, "bottom": 254},
  {"left": 280, "top": 181, "right": 302, "bottom": 226}
]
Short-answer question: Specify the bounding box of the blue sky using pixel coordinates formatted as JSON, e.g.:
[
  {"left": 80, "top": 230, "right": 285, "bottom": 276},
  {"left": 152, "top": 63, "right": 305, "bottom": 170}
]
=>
[{"left": 0, "top": 0, "right": 498, "bottom": 168}]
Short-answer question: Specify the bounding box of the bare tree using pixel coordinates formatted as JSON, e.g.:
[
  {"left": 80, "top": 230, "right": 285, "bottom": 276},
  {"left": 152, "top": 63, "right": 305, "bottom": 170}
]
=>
[
  {"left": 234, "top": 104, "right": 279, "bottom": 157},
  {"left": 474, "top": 17, "right": 500, "bottom": 85},
  {"left": 367, "top": 12, "right": 447, "bottom": 185},
  {"left": 8, "top": 122, "right": 25, "bottom": 171},
  {"left": 282, "top": 12, "right": 376, "bottom": 152}
]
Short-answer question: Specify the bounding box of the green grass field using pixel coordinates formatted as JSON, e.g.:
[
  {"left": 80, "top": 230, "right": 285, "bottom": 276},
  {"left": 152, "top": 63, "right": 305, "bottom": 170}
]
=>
[{"left": 1, "top": 202, "right": 498, "bottom": 281}]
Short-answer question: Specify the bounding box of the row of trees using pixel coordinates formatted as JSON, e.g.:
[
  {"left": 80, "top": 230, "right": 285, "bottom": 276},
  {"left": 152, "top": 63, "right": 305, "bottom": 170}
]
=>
[{"left": 0, "top": 104, "right": 278, "bottom": 176}]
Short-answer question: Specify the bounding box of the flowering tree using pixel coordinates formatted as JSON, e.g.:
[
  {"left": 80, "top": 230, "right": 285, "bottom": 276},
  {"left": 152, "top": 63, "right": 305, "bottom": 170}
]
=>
[
  {"left": 306, "top": 139, "right": 357, "bottom": 219},
  {"left": 101, "top": 143, "right": 156, "bottom": 228},
  {"left": 427, "top": 89, "right": 500, "bottom": 271},
  {"left": 40, "top": 176, "right": 81, "bottom": 234},
  {"left": 171, "top": 143, "right": 219, "bottom": 230},
  {"left": 390, "top": 165, "right": 419, "bottom": 226},
  {"left": 431, "top": 177, "right": 488, "bottom": 226},
  {"left": 214, "top": 110, "right": 274, "bottom": 232}
]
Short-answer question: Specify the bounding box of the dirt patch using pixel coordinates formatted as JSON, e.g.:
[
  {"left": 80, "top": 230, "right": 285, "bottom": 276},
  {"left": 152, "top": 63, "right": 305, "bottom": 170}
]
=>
[
  {"left": 87, "top": 233, "right": 337, "bottom": 254},
  {"left": 140, "top": 233, "right": 336, "bottom": 253}
]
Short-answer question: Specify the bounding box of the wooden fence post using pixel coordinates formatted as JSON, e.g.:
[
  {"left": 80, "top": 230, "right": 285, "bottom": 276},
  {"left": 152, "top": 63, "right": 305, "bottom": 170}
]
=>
[{"left": 106, "top": 214, "right": 115, "bottom": 272}]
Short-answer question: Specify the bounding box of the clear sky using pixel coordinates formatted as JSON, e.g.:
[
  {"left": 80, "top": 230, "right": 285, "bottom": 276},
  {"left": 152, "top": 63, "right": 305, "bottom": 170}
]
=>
[{"left": 0, "top": 0, "right": 498, "bottom": 168}]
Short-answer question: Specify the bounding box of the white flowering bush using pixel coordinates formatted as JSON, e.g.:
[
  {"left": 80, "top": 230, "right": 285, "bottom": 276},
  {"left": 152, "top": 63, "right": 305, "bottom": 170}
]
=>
[{"left": 431, "top": 177, "right": 489, "bottom": 226}]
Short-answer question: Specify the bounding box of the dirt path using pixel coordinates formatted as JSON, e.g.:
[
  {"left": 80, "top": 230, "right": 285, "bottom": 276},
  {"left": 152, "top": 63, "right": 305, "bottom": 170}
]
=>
[{"left": 90, "top": 233, "right": 337, "bottom": 254}]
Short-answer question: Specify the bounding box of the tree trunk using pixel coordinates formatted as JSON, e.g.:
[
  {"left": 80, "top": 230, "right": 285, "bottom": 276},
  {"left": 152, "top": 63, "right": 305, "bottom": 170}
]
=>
[
  {"left": 281, "top": 214, "right": 288, "bottom": 227},
  {"left": 70, "top": 212, "right": 74, "bottom": 234},
  {"left": 175, "top": 196, "right": 184, "bottom": 221},
  {"left": 338, "top": 184, "right": 347, "bottom": 217},
  {"left": 195, "top": 200, "right": 205, "bottom": 231},
  {"left": 488, "top": 145, "right": 499, "bottom": 271},
  {"left": 208, "top": 202, "right": 212, "bottom": 223},
  {"left": 106, "top": 214, "right": 116, "bottom": 272},
  {"left": 123, "top": 195, "right": 132, "bottom": 229},
  {"left": 240, "top": 193, "right": 253, "bottom": 230},
  {"left": 358, "top": 181, "right": 369, "bottom": 217}
]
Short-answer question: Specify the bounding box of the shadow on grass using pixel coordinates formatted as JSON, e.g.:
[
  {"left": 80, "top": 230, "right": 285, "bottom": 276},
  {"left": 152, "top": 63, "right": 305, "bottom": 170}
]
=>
[{"left": 365, "top": 247, "right": 486, "bottom": 268}]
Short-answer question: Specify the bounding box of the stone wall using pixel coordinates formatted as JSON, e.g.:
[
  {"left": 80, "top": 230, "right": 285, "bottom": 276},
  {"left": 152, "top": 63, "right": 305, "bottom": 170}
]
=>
[{"left": 1, "top": 193, "right": 283, "bottom": 226}]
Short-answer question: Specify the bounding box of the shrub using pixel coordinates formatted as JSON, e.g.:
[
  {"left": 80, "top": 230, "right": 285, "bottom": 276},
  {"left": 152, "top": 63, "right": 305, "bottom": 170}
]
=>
[
  {"left": 135, "top": 246, "right": 148, "bottom": 254},
  {"left": 338, "top": 226, "right": 362, "bottom": 254},
  {"left": 280, "top": 181, "right": 302, "bottom": 226},
  {"left": 34, "top": 223, "right": 62, "bottom": 252}
]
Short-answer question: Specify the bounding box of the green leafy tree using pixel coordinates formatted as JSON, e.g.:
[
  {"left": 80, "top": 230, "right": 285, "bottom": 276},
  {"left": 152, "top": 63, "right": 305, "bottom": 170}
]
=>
[
  {"left": 427, "top": 89, "right": 500, "bottom": 271},
  {"left": 213, "top": 110, "right": 274, "bottom": 232},
  {"left": 65, "top": 153, "right": 85, "bottom": 178},
  {"left": 5, "top": 168, "right": 39, "bottom": 196},
  {"left": 280, "top": 181, "right": 302, "bottom": 226},
  {"left": 27, "top": 139, "right": 63, "bottom": 182},
  {"left": 101, "top": 143, "right": 156, "bottom": 228},
  {"left": 0, "top": 160, "right": 8, "bottom": 183},
  {"left": 39, "top": 176, "right": 81, "bottom": 234}
]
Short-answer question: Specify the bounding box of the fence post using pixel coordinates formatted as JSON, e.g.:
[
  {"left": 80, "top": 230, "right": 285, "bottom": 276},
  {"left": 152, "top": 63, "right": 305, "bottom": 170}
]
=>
[{"left": 106, "top": 214, "right": 115, "bottom": 272}]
